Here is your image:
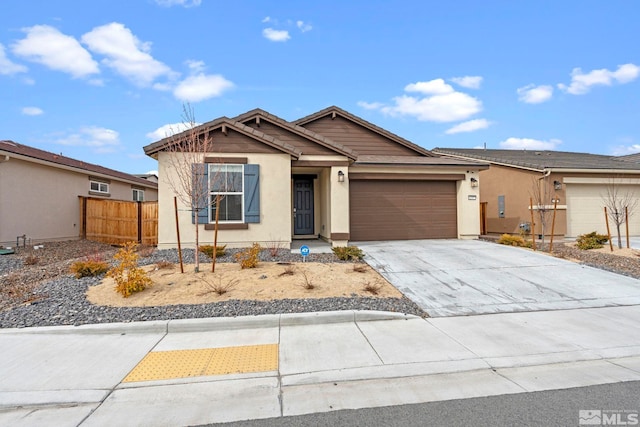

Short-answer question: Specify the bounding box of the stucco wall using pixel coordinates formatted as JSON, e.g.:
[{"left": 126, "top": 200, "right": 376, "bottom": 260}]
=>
[
  {"left": 0, "top": 157, "right": 156, "bottom": 246},
  {"left": 157, "top": 152, "right": 291, "bottom": 249},
  {"left": 475, "top": 166, "right": 640, "bottom": 237}
]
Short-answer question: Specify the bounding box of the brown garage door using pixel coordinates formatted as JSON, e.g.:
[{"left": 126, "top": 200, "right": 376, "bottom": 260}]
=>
[{"left": 349, "top": 180, "right": 457, "bottom": 241}]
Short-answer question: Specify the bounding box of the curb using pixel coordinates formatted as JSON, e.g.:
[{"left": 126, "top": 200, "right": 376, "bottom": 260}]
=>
[{"left": 0, "top": 311, "right": 418, "bottom": 334}]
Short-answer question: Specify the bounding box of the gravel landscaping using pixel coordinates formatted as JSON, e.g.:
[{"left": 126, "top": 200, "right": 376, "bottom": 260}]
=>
[
  {"left": 2, "top": 239, "right": 640, "bottom": 329},
  {"left": 0, "top": 240, "right": 425, "bottom": 328}
]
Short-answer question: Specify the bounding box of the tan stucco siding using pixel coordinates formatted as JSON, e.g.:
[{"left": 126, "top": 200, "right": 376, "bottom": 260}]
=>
[
  {"left": 0, "top": 157, "right": 156, "bottom": 246},
  {"left": 157, "top": 152, "right": 291, "bottom": 249}
]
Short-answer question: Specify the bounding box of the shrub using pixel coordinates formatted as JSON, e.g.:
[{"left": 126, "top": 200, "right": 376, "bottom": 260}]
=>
[
  {"left": 200, "top": 275, "right": 238, "bottom": 296},
  {"left": 576, "top": 231, "right": 609, "bottom": 250},
  {"left": 155, "top": 260, "right": 175, "bottom": 270},
  {"left": 266, "top": 239, "right": 284, "bottom": 257},
  {"left": 299, "top": 270, "right": 315, "bottom": 290},
  {"left": 278, "top": 264, "right": 296, "bottom": 276},
  {"left": 332, "top": 246, "right": 364, "bottom": 261},
  {"left": 23, "top": 254, "right": 39, "bottom": 266},
  {"left": 234, "top": 243, "right": 261, "bottom": 269},
  {"left": 351, "top": 263, "right": 368, "bottom": 273},
  {"left": 362, "top": 280, "right": 382, "bottom": 295},
  {"left": 199, "top": 244, "right": 227, "bottom": 258},
  {"left": 70, "top": 259, "right": 109, "bottom": 278},
  {"left": 496, "top": 234, "right": 533, "bottom": 248},
  {"left": 108, "top": 241, "right": 152, "bottom": 297}
]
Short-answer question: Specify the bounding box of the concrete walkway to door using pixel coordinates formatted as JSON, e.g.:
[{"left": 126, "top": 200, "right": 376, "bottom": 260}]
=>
[{"left": 357, "top": 240, "right": 640, "bottom": 317}]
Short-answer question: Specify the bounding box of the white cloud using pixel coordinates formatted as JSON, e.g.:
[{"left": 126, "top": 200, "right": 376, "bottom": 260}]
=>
[
  {"left": 517, "top": 84, "right": 553, "bottom": 104},
  {"left": 146, "top": 170, "right": 159, "bottom": 175},
  {"left": 153, "top": 0, "right": 201, "bottom": 7},
  {"left": 499, "top": 137, "right": 561, "bottom": 150},
  {"left": 262, "top": 28, "right": 290, "bottom": 42},
  {"left": 262, "top": 16, "right": 271, "bottom": 23},
  {"left": 0, "top": 43, "right": 27, "bottom": 75},
  {"left": 55, "top": 126, "right": 121, "bottom": 153},
  {"left": 610, "top": 140, "right": 640, "bottom": 156},
  {"left": 445, "top": 119, "right": 491, "bottom": 134},
  {"left": 22, "top": 106, "right": 43, "bottom": 116},
  {"left": 81, "top": 22, "right": 175, "bottom": 87},
  {"left": 450, "top": 76, "right": 483, "bottom": 89},
  {"left": 405, "top": 79, "right": 454, "bottom": 95},
  {"left": 296, "top": 20, "right": 313, "bottom": 32},
  {"left": 146, "top": 122, "right": 199, "bottom": 140},
  {"left": 12, "top": 25, "right": 99, "bottom": 78},
  {"left": 185, "top": 59, "right": 205, "bottom": 73},
  {"left": 173, "top": 73, "right": 234, "bottom": 102},
  {"left": 558, "top": 63, "right": 640, "bottom": 95},
  {"left": 357, "top": 101, "right": 385, "bottom": 110},
  {"left": 364, "top": 78, "right": 483, "bottom": 122}
]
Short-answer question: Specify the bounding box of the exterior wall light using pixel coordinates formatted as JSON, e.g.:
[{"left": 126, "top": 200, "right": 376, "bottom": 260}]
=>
[
  {"left": 554, "top": 180, "right": 562, "bottom": 190},
  {"left": 338, "top": 170, "right": 345, "bottom": 183},
  {"left": 470, "top": 177, "right": 478, "bottom": 188}
]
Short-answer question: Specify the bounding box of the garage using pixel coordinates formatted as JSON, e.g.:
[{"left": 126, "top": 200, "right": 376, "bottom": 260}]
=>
[
  {"left": 566, "top": 183, "right": 640, "bottom": 237},
  {"left": 349, "top": 179, "right": 457, "bottom": 241}
]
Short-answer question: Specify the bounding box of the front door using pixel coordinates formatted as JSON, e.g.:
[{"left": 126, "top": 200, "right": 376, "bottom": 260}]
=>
[{"left": 294, "top": 179, "right": 314, "bottom": 235}]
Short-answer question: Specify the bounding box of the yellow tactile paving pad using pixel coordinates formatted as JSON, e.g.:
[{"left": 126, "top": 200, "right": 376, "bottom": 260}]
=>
[{"left": 123, "top": 344, "right": 278, "bottom": 383}]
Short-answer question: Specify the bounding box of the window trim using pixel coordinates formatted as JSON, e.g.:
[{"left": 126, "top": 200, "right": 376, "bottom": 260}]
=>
[
  {"left": 208, "top": 163, "right": 244, "bottom": 223},
  {"left": 89, "top": 180, "right": 110, "bottom": 196},
  {"left": 132, "top": 188, "right": 145, "bottom": 201}
]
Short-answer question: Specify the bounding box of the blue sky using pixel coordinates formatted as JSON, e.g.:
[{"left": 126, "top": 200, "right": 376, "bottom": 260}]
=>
[{"left": 1, "top": 0, "right": 639, "bottom": 175}]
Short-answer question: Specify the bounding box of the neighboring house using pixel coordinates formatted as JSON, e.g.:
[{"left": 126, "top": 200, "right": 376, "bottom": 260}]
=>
[
  {"left": 134, "top": 173, "right": 159, "bottom": 183},
  {"left": 144, "top": 106, "right": 487, "bottom": 250},
  {"left": 0, "top": 140, "right": 158, "bottom": 246},
  {"left": 433, "top": 148, "right": 640, "bottom": 238}
]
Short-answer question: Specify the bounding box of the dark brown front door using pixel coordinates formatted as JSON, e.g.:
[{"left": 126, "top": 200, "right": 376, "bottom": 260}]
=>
[
  {"left": 294, "top": 179, "right": 314, "bottom": 235},
  {"left": 349, "top": 180, "right": 457, "bottom": 241}
]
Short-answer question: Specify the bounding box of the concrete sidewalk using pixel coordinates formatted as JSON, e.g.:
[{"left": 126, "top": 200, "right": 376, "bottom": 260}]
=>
[{"left": 2, "top": 307, "right": 640, "bottom": 426}]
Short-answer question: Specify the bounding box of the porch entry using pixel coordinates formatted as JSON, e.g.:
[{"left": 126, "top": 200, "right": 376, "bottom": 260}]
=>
[{"left": 293, "top": 178, "right": 314, "bottom": 235}]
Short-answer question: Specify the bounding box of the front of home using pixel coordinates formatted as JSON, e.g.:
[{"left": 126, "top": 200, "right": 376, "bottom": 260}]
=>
[
  {"left": 144, "top": 107, "right": 488, "bottom": 249},
  {"left": 0, "top": 140, "right": 158, "bottom": 246},
  {"left": 434, "top": 148, "right": 640, "bottom": 238}
]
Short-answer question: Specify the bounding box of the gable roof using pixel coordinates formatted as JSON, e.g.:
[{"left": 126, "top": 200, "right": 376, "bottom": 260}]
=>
[
  {"left": 232, "top": 109, "right": 358, "bottom": 160},
  {"left": 293, "top": 106, "right": 436, "bottom": 157},
  {"left": 0, "top": 140, "right": 157, "bottom": 188},
  {"left": 143, "top": 117, "right": 302, "bottom": 159},
  {"left": 433, "top": 148, "right": 640, "bottom": 172}
]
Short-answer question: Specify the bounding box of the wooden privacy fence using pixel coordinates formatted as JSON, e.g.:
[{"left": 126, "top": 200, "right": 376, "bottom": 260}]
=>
[{"left": 79, "top": 196, "right": 158, "bottom": 245}]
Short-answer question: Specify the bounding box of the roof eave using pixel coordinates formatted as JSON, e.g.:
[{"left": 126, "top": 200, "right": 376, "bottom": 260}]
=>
[{"left": 0, "top": 149, "right": 158, "bottom": 188}]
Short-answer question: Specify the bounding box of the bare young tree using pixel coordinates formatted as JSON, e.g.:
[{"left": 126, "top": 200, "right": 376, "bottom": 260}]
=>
[
  {"left": 602, "top": 177, "right": 638, "bottom": 249},
  {"left": 163, "top": 104, "right": 213, "bottom": 272},
  {"left": 530, "top": 173, "right": 554, "bottom": 248}
]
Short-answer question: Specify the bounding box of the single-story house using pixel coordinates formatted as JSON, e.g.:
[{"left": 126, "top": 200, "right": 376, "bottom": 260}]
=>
[
  {"left": 144, "top": 106, "right": 488, "bottom": 249},
  {"left": 433, "top": 148, "right": 640, "bottom": 238},
  {"left": 0, "top": 140, "right": 158, "bottom": 246}
]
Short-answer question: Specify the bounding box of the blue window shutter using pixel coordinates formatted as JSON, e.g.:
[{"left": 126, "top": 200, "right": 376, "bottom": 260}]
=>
[
  {"left": 244, "top": 164, "right": 260, "bottom": 223},
  {"left": 191, "top": 163, "right": 209, "bottom": 224}
]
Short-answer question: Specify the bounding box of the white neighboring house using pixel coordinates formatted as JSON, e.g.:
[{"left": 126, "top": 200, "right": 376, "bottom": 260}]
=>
[{"left": 0, "top": 140, "right": 158, "bottom": 247}]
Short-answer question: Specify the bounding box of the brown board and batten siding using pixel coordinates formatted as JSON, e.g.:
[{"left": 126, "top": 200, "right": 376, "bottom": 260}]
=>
[
  {"left": 244, "top": 120, "right": 337, "bottom": 155},
  {"left": 300, "top": 116, "right": 419, "bottom": 156},
  {"left": 349, "top": 180, "right": 458, "bottom": 241},
  {"left": 205, "top": 128, "right": 284, "bottom": 154}
]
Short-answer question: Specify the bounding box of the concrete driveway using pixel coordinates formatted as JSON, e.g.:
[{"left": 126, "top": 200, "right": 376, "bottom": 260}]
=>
[{"left": 357, "top": 239, "right": 640, "bottom": 317}]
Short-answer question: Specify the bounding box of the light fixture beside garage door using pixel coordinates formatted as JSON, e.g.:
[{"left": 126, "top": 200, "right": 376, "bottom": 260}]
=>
[
  {"left": 337, "top": 170, "right": 345, "bottom": 183},
  {"left": 470, "top": 177, "right": 478, "bottom": 188}
]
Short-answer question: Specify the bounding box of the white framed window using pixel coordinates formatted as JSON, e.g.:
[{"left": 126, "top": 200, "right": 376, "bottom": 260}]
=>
[
  {"left": 209, "top": 164, "right": 243, "bottom": 222},
  {"left": 90, "top": 180, "right": 109, "bottom": 194},
  {"left": 132, "top": 188, "right": 144, "bottom": 201}
]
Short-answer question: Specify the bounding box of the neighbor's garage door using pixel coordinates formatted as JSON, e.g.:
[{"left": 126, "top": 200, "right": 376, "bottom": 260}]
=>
[
  {"left": 566, "top": 183, "right": 640, "bottom": 237},
  {"left": 349, "top": 180, "right": 457, "bottom": 241}
]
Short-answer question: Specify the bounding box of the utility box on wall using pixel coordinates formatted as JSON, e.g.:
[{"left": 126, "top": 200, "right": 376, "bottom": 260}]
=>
[{"left": 498, "top": 195, "right": 505, "bottom": 218}]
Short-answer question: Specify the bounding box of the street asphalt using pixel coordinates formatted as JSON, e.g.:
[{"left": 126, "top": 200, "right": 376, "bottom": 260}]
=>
[{"left": 2, "top": 306, "right": 640, "bottom": 426}]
